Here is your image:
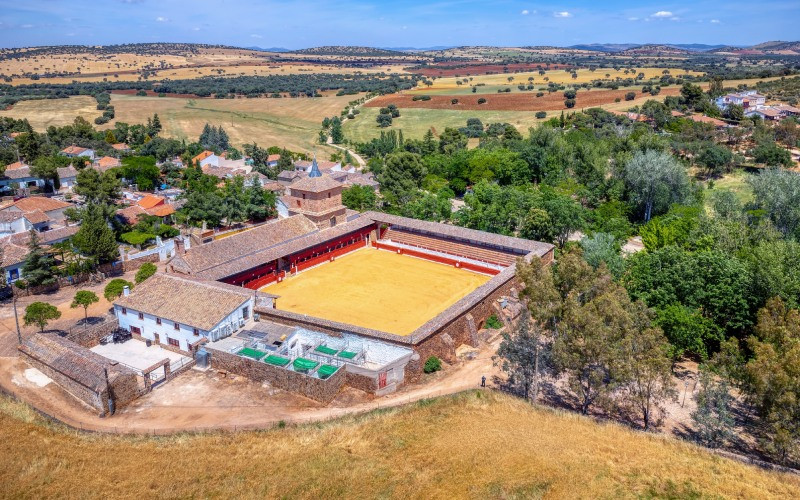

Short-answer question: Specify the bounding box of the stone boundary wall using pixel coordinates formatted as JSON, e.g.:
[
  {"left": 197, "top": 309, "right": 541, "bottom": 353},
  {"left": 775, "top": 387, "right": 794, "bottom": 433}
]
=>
[
  {"left": 66, "top": 318, "right": 120, "bottom": 348},
  {"left": 121, "top": 252, "right": 159, "bottom": 272},
  {"left": 19, "top": 346, "right": 141, "bottom": 416},
  {"left": 345, "top": 370, "right": 378, "bottom": 394},
  {"left": 206, "top": 346, "right": 345, "bottom": 404}
]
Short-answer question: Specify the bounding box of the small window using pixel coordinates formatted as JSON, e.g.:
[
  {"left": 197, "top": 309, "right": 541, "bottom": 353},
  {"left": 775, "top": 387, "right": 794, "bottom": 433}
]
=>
[
  {"left": 242, "top": 306, "right": 249, "bottom": 320},
  {"left": 327, "top": 192, "right": 331, "bottom": 198},
  {"left": 193, "top": 328, "right": 200, "bottom": 336},
  {"left": 156, "top": 317, "right": 162, "bottom": 325},
  {"left": 121, "top": 307, "right": 127, "bottom": 315},
  {"left": 138, "top": 312, "right": 144, "bottom": 320},
  {"left": 174, "top": 322, "right": 180, "bottom": 330},
  {"left": 167, "top": 337, "right": 180, "bottom": 347}
]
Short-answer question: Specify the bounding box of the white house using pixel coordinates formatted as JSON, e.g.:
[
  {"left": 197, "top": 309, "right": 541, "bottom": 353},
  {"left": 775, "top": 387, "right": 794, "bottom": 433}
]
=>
[
  {"left": 57, "top": 165, "right": 79, "bottom": 190},
  {"left": 60, "top": 145, "right": 95, "bottom": 160},
  {"left": 0, "top": 226, "right": 78, "bottom": 283},
  {"left": 114, "top": 273, "right": 275, "bottom": 352},
  {"left": 715, "top": 90, "right": 766, "bottom": 110},
  {"left": 2, "top": 196, "right": 73, "bottom": 226},
  {"left": 0, "top": 163, "right": 45, "bottom": 193}
]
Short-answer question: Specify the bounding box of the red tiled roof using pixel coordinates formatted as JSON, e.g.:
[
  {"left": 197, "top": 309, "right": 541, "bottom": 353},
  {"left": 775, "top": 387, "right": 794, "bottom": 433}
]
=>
[
  {"left": 4, "top": 161, "right": 28, "bottom": 171},
  {"left": 192, "top": 150, "right": 214, "bottom": 164},
  {"left": 11, "top": 197, "right": 72, "bottom": 213},
  {"left": 96, "top": 156, "right": 121, "bottom": 169},
  {"left": 23, "top": 210, "right": 50, "bottom": 224},
  {"left": 111, "top": 143, "right": 130, "bottom": 151},
  {"left": 137, "top": 195, "right": 165, "bottom": 210},
  {"left": 61, "top": 145, "right": 88, "bottom": 155},
  {"left": 267, "top": 154, "right": 281, "bottom": 162},
  {"left": 146, "top": 205, "right": 175, "bottom": 217},
  {"left": 116, "top": 205, "right": 148, "bottom": 225}
]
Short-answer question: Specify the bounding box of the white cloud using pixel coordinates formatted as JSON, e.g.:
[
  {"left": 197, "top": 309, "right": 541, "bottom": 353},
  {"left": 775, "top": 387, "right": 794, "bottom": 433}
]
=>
[
  {"left": 21, "top": 24, "right": 34, "bottom": 28},
  {"left": 627, "top": 17, "right": 639, "bottom": 21},
  {"left": 250, "top": 34, "right": 262, "bottom": 38},
  {"left": 155, "top": 16, "right": 168, "bottom": 22},
  {"left": 710, "top": 19, "right": 721, "bottom": 23},
  {"left": 191, "top": 27, "right": 200, "bottom": 31},
  {"left": 651, "top": 11, "right": 673, "bottom": 18},
  {"left": 554, "top": 11, "right": 572, "bottom": 18},
  {"left": 521, "top": 9, "right": 529, "bottom": 15}
]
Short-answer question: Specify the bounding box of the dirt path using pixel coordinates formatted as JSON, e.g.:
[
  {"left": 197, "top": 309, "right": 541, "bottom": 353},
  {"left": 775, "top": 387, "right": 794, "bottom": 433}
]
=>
[{"left": 0, "top": 332, "right": 502, "bottom": 433}]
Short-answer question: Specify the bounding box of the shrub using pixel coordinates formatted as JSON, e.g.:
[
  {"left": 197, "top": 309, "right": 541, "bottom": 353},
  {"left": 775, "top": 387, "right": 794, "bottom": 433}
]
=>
[
  {"left": 424, "top": 356, "right": 442, "bottom": 373},
  {"left": 485, "top": 315, "right": 503, "bottom": 329},
  {"left": 135, "top": 90, "right": 147, "bottom": 96},
  {"left": 104, "top": 279, "right": 133, "bottom": 301},
  {"left": 625, "top": 92, "right": 636, "bottom": 101},
  {"left": 135, "top": 262, "right": 157, "bottom": 284},
  {"left": 535, "top": 111, "right": 547, "bottom": 119},
  {"left": 121, "top": 231, "right": 156, "bottom": 247},
  {"left": 564, "top": 98, "right": 576, "bottom": 108},
  {"left": 563, "top": 89, "right": 577, "bottom": 99},
  {"left": 477, "top": 98, "right": 487, "bottom": 104},
  {"left": 451, "top": 98, "right": 459, "bottom": 105}
]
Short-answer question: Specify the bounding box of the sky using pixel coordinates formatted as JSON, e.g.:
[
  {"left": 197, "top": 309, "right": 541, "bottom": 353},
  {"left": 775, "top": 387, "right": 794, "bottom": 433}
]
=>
[{"left": 0, "top": 0, "right": 798, "bottom": 49}]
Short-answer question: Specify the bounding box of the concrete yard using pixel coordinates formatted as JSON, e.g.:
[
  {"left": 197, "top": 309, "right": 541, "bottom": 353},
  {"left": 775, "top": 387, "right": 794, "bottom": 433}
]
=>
[
  {"left": 262, "top": 247, "right": 490, "bottom": 335},
  {"left": 91, "top": 339, "right": 190, "bottom": 373}
]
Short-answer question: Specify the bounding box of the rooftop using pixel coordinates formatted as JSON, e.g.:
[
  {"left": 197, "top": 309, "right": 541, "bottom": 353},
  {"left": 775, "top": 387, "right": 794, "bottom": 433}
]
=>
[
  {"left": 290, "top": 173, "right": 343, "bottom": 193},
  {"left": 114, "top": 273, "right": 260, "bottom": 331},
  {"left": 9, "top": 196, "right": 72, "bottom": 213}
]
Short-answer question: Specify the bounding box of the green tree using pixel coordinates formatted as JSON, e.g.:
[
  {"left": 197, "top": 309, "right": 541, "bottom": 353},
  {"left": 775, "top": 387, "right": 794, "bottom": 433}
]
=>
[
  {"left": 135, "top": 262, "right": 157, "bottom": 284},
  {"left": 579, "top": 232, "right": 624, "bottom": 278},
  {"left": 495, "top": 311, "right": 548, "bottom": 400},
  {"left": 622, "top": 149, "right": 690, "bottom": 221},
  {"left": 330, "top": 117, "right": 344, "bottom": 144},
  {"left": 697, "top": 143, "right": 733, "bottom": 178},
  {"left": 277, "top": 148, "right": 294, "bottom": 171},
  {"left": 24, "top": 302, "right": 61, "bottom": 332},
  {"left": 31, "top": 156, "right": 68, "bottom": 192},
  {"left": 74, "top": 168, "right": 122, "bottom": 205},
  {"left": 21, "top": 230, "right": 57, "bottom": 287},
  {"left": 120, "top": 156, "right": 161, "bottom": 191},
  {"left": 341, "top": 185, "right": 377, "bottom": 211},
  {"left": 748, "top": 167, "right": 800, "bottom": 236},
  {"left": 104, "top": 278, "right": 133, "bottom": 302},
  {"left": 70, "top": 290, "right": 99, "bottom": 321},
  {"left": 73, "top": 204, "right": 118, "bottom": 265},
  {"left": 378, "top": 152, "right": 427, "bottom": 207},
  {"left": 438, "top": 127, "right": 467, "bottom": 154},
  {"left": 692, "top": 367, "right": 735, "bottom": 448}
]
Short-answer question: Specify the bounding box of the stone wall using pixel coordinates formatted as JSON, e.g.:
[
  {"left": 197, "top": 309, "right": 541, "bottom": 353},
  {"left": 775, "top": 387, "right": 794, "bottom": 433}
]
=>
[
  {"left": 121, "top": 252, "right": 159, "bottom": 272},
  {"left": 19, "top": 349, "right": 141, "bottom": 416},
  {"left": 345, "top": 371, "right": 378, "bottom": 394},
  {"left": 65, "top": 318, "right": 120, "bottom": 348},
  {"left": 207, "top": 347, "right": 345, "bottom": 404}
]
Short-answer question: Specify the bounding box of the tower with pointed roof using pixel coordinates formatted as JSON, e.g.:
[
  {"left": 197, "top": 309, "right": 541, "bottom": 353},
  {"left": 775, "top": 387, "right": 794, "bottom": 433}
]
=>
[{"left": 285, "top": 154, "right": 347, "bottom": 229}]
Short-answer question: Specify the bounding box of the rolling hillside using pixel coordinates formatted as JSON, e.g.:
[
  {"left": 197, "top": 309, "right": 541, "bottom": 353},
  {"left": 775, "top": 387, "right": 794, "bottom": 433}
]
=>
[{"left": 0, "top": 391, "right": 798, "bottom": 498}]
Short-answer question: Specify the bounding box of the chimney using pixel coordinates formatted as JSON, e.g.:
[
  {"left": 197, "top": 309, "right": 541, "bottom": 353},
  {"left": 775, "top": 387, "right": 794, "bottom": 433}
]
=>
[
  {"left": 123, "top": 286, "right": 130, "bottom": 297},
  {"left": 183, "top": 235, "right": 191, "bottom": 252}
]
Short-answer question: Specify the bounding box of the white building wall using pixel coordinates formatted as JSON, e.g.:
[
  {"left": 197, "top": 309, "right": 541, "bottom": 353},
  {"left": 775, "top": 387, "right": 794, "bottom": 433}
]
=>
[{"left": 115, "top": 296, "right": 254, "bottom": 351}]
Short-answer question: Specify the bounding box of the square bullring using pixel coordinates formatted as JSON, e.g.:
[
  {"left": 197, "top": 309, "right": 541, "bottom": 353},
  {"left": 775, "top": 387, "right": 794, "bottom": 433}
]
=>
[{"left": 261, "top": 247, "right": 491, "bottom": 336}]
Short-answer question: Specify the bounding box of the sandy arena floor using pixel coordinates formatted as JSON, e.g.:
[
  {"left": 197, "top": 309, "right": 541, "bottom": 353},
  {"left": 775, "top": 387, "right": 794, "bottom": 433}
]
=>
[{"left": 262, "top": 248, "right": 490, "bottom": 335}]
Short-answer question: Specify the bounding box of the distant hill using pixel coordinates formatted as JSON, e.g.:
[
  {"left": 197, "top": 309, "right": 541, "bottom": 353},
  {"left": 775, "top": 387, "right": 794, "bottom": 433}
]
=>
[
  {"left": 381, "top": 46, "right": 456, "bottom": 52},
  {"left": 619, "top": 44, "right": 693, "bottom": 56},
  {"left": 245, "top": 46, "right": 290, "bottom": 53},
  {"left": 710, "top": 41, "right": 800, "bottom": 54},
  {"left": 289, "top": 46, "right": 409, "bottom": 56},
  {"left": 568, "top": 43, "right": 640, "bottom": 53},
  {"left": 750, "top": 40, "right": 800, "bottom": 51}
]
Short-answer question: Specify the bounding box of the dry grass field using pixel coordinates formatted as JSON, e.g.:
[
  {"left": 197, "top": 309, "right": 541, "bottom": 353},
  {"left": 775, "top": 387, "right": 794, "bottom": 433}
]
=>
[
  {"left": 0, "top": 95, "right": 102, "bottom": 129},
  {"left": 417, "top": 67, "right": 705, "bottom": 93},
  {"left": 262, "top": 248, "right": 490, "bottom": 335},
  {"left": 1, "top": 46, "right": 413, "bottom": 85},
  {"left": 106, "top": 93, "right": 359, "bottom": 151},
  {"left": 1, "top": 390, "right": 798, "bottom": 498}
]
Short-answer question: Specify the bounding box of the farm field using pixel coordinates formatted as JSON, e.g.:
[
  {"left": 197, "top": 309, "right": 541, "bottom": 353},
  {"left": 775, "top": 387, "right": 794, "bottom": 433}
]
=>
[
  {"left": 344, "top": 106, "right": 546, "bottom": 141},
  {"left": 262, "top": 248, "right": 490, "bottom": 335},
  {"left": 0, "top": 95, "right": 102, "bottom": 129},
  {"left": 366, "top": 86, "right": 686, "bottom": 112},
  {"left": 417, "top": 67, "right": 705, "bottom": 91},
  {"left": 106, "top": 93, "right": 357, "bottom": 152},
  {"left": 1, "top": 390, "right": 799, "bottom": 498}
]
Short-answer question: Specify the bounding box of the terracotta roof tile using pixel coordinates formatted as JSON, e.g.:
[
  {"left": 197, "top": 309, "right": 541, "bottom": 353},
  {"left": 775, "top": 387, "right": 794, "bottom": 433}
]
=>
[
  {"left": 137, "top": 195, "right": 165, "bottom": 210},
  {"left": 12, "top": 197, "right": 72, "bottom": 213},
  {"left": 289, "top": 173, "right": 343, "bottom": 193},
  {"left": 114, "top": 273, "right": 255, "bottom": 331}
]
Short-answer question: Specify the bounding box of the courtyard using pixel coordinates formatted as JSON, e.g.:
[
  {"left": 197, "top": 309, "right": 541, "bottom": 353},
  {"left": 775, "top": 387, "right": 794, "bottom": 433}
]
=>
[
  {"left": 262, "top": 247, "right": 490, "bottom": 335},
  {"left": 91, "top": 339, "right": 191, "bottom": 379}
]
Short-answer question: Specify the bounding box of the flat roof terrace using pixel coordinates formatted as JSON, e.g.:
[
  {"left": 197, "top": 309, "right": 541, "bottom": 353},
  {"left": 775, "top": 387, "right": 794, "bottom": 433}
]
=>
[{"left": 261, "top": 247, "right": 490, "bottom": 336}]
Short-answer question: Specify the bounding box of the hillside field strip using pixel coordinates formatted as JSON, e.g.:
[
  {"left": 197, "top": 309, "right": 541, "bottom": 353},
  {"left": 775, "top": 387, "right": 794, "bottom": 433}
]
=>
[
  {"left": 1, "top": 391, "right": 798, "bottom": 498},
  {"left": 0, "top": 93, "right": 360, "bottom": 152}
]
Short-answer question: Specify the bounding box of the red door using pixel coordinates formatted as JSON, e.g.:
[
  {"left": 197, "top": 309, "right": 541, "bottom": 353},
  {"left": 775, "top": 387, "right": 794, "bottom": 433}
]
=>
[{"left": 378, "top": 371, "right": 387, "bottom": 389}]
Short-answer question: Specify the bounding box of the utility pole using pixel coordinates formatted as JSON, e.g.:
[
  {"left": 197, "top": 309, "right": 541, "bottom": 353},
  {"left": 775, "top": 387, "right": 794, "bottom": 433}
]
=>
[{"left": 13, "top": 295, "right": 22, "bottom": 345}]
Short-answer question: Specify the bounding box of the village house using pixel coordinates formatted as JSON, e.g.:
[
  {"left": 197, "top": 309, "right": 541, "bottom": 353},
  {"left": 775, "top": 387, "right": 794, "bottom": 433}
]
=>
[
  {"left": 60, "top": 145, "right": 96, "bottom": 161},
  {"left": 111, "top": 143, "right": 132, "bottom": 153},
  {"left": 56, "top": 165, "right": 79, "bottom": 191},
  {"left": 715, "top": 90, "right": 766, "bottom": 110},
  {"left": 0, "top": 226, "right": 78, "bottom": 283},
  {"left": 94, "top": 156, "right": 122, "bottom": 172},
  {"left": 113, "top": 273, "right": 275, "bottom": 352},
  {"left": 1, "top": 196, "right": 73, "bottom": 229},
  {"left": 267, "top": 154, "right": 281, "bottom": 167},
  {"left": 0, "top": 162, "right": 45, "bottom": 193},
  {"left": 115, "top": 194, "right": 176, "bottom": 225}
]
